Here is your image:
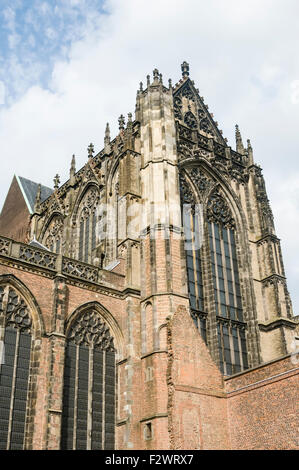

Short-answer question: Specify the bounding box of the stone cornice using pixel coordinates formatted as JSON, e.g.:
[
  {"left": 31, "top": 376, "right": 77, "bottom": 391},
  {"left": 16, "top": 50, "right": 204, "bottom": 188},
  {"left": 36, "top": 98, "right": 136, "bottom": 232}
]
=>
[{"left": 258, "top": 318, "right": 298, "bottom": 332}]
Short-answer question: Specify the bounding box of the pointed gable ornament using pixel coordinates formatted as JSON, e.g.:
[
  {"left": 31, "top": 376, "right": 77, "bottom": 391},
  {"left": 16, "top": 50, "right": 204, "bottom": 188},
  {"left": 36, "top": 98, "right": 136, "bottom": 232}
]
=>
[
  {"left": 181, "top": 61, "right": 190, "bottom": 78},
  {"left": 87, "top": 142, "right": 95, "bottom": 158},
  {"left": 54, "top": 174, "right": 60, "bottom": 190}
]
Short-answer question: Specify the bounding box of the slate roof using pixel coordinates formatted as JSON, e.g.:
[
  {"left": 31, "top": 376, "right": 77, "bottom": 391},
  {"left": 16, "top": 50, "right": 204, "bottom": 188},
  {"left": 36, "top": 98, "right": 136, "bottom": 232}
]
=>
[{"left": 16, "top": 176, "right": 53, "bottom": 214}]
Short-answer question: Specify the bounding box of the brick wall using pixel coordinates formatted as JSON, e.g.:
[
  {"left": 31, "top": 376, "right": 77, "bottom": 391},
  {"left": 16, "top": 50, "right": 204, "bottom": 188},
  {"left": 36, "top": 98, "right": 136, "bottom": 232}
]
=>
[
  {"left": 167, "top": 305, "right": 230, "bottom": 450},
  {"left": 225, "top": 356, "right": 299, "bottom": 450}
]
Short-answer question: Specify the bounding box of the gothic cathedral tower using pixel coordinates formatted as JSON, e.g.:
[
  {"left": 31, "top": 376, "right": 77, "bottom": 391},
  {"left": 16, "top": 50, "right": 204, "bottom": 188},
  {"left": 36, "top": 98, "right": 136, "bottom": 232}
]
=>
[{"left": 0, "top": 62, "right": 297, "bottom": 450}]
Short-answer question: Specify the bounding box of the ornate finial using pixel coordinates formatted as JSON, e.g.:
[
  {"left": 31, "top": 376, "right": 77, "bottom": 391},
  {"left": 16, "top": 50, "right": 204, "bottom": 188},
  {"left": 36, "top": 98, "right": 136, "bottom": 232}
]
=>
[
  {"left": 34, "top": 184, "right": 41, "bottom": 212},
  {"left": 70, "top": 154, "right": 76, "bottom": 184},
  {"left": 54, "top": 174, "right": 60, "bottom": 189},
  {"left": 153, "top": 68, "right": 159, "bottom": 82},
  {"left": 70, "top": 154, "right": 76, "bottom": 178},
  {"left": 181, "top": 61, "right": 189, "bottom": 78},
  {"left": 104, "top": 123, "right": 111, "bottom": 154},
  {"left": 139, "top": 82, "right": 143, "bottom": 92},
  {"left": 87, "top": 142, "right": 94, "bottom": 158},
  {"left": 159, "top": 73, "right": 163, "bottom": 84},
  {"left": 128, "top": 112, "right": 132, "bottom": 123},
  {"left": 147, "top": 75, "right": 150, "bottom": 87},
  {"left": 235, "top": 125, "right": 245, "bottom": 154},
  {"left": 118, "top": 114, "right": 125, "bottom": 131},
  {"left": 247, "top": 138, "right": 254, "bottom": 165},
  {"left": 105, "top": 123, "right": 110, "bottom": 144},
  {"left": 168, "top": 78, "right": 172, "bottom": 89}
]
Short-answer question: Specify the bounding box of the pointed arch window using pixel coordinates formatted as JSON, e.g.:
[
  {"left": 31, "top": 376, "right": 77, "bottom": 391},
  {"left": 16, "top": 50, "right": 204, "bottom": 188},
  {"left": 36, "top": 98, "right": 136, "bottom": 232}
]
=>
[
  {"left": 78, "top": 189, "right": 98, "bottom": 263},
  {"left": 44, "top": 217, "right": 64, "bottom": 254},
  {"left": 0, "top": 286, "right": 32, "bottom": 450},
  {"left": 61, "top": 310, "right": 116, "bottom": 450}
]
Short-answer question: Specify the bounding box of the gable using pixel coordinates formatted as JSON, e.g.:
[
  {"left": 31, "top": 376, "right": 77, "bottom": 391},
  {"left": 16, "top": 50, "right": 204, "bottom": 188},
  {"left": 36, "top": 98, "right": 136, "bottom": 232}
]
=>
[{"left": 173, "top": 78, "right": 226, "bottom": 145}]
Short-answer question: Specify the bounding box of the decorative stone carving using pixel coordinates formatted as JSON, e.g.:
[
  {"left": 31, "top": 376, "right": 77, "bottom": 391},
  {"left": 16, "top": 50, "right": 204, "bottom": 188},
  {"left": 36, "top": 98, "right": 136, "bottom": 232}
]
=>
[
  {"left": 184, "top": 110, "right": 197, "bottom": 129},
  {"left": 181, "top": 82, "right": 195, "bottom": 101},
  {"left": 62, "top": 257, "right": 98, "bottom": 283},
  {"left": 199, "top": 117, "right": 214, "bottom": 136},
  {"left": 1, "top": 287, "right": 32, "bottom": 332},
  {"left": 0, "top": 237, "right": 10, "bottom": 255},
  {"left": 177, "top": 140, "right": 194, "bottom": 161},
  {"left": 188, "top": 168, "right": 212, "bottom": 193},
  {"left": 179, "top": 175, "right": 195, "bottom": 204},
  {"left": 210, "top": 156, "right": 229, "bottom": 176},
  {"left": 45, "top": 218, "right": 64, "bottom": 250},
  {"left": 19, "top": 245, "right": 57, "bottom": 270},
  {"left": 207, "top": 191, "right": 235, "bottom": 228},
  {"left": 177, "top": 123, "right": 193, "bottom": 141},
  {"left": 228, "top": 162, "right": 249, "bottom": 184},
  {"left": 68, "top": 310, "right": 115, "bottom": 351},
  {"left": 79, "top": 188, "right": 99, "bottom": 221},
  {"left": 193, "top": 148, "right": 211, "bottom": 160},
  {"left": 174, "top": 96, "right": 183, "bottom": 120}
]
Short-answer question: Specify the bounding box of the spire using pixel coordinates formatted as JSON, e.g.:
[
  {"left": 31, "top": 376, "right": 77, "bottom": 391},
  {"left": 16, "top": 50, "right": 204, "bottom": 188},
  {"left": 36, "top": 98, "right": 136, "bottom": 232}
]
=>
[
  {"left": 235, "top": 125, "right": 245, "bottom": 154},
  {"left": 104, "top": 122, "right": 110, "bottom": 146},
  {"left": 54, "top": 174, "right": 60, "bottom": 190},
  {"left": 87, "top": 143, "right": 94, "bottom": 158},
  {"left": 34, "top": 184, "right": 41, "bottom": 213},
  {"left": 247, "top": 139, "right": 254, "bottom": 166},
  {"left": 181, "top": 61, "right": 190, "bottom": 78}
]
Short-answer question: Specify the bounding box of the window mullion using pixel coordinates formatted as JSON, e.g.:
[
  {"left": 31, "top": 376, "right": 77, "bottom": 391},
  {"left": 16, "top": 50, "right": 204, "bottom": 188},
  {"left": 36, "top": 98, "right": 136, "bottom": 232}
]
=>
[
  {"left": 73, "top": 344, "right": 79, "bottom": 450},
  {"left": 87, "top": 347, "right": 93, "bottom": 450},
  {"left": 102, "top": 350, "right": 106, "bottom": 450},
  {"left": 211, "top": 223, "right": 221, "bottom": 314},
  {"left": 190, "top": 211, "right": 199, "bottom": 310},
  {"left": 7, "top": 328, "right": 20, "bottom": 450},
  {"left": 228, "top": 229, "right": 238, "bottom": 319}
]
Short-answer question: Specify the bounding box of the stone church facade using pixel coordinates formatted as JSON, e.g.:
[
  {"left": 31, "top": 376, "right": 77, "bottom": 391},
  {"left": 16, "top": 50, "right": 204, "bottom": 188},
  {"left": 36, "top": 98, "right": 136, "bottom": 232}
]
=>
[{"left": 0, "top": 62, "right": 298, "bottom": 450}]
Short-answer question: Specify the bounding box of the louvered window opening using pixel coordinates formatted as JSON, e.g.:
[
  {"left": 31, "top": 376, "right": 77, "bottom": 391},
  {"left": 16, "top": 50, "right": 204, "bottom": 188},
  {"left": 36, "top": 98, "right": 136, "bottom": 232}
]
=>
[
  {"left": 61, "top": 311, "right": 115, "bottom": 450},
  {"left": 0, "top": 287, "right": 32, "bottom": 450}
]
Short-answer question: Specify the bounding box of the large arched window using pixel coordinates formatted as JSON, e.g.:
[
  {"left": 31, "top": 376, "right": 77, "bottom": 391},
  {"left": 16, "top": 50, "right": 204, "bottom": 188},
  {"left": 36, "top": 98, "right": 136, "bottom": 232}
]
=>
[
  {"left": 77, "top": 189, "right": 98, "bottom": 263},
  {"left": 0, "top": 285, "right": 32, "bottom": 450},
  {"left": 61, "top": 310, "right": 116, "bottom": 450},
  {"left": 180, "top": 171, "right": 249, "bottom": 376}
]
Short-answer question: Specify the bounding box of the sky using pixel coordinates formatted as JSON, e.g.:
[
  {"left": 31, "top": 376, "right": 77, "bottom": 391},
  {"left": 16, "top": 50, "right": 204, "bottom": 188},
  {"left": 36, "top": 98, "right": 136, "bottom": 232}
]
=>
[{"left": 0, "top": 0, "right": 298, "bottom": 315}]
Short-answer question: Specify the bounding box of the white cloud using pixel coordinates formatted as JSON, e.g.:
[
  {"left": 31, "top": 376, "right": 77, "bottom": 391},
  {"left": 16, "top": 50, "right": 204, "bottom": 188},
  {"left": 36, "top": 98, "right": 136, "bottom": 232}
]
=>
[
  {"left": 0, "top": 0, "right": 298, "bottom": 313},
  {"left": 0, "top": 82, "right": 5, "bottom": 104}
]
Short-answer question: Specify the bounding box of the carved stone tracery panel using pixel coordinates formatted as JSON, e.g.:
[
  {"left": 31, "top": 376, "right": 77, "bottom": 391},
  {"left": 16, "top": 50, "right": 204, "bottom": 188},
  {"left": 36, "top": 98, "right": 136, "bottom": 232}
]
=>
[
  {"left": 0, "top": 286, "right": 32, "bottom": 332},
  {"left": 67, "top": 310, "right": 115, "bottom": 351},
  {"left": 207, "top": 191, "right": 235, "bottom": 228}
]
